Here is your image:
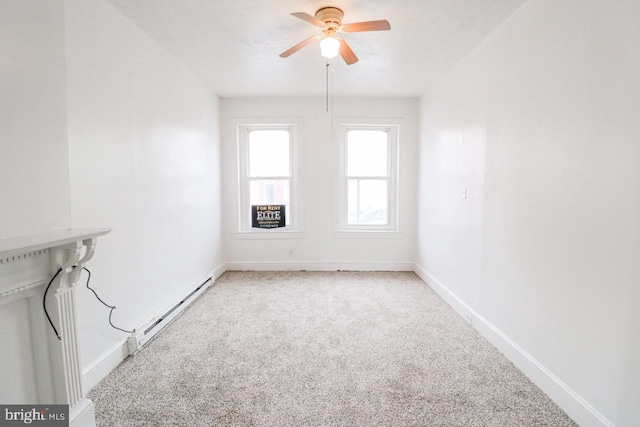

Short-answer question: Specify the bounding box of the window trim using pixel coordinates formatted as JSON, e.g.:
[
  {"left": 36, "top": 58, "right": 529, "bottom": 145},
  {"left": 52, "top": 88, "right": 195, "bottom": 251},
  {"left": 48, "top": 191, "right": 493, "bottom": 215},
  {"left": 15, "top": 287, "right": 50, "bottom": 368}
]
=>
[
  {"left": 336, "top": 119, "right": 400, "bottom": 232},
  {"left": 236, "top": 120, "right": 302, "bottom": 233}
]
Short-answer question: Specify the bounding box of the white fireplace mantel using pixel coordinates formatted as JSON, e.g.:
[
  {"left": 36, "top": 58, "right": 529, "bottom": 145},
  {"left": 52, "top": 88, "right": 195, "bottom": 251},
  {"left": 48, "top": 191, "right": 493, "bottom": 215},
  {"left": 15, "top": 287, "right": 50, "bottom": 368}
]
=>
[{"left": 0, "top": 228, "right": 110, "bottom": 427}]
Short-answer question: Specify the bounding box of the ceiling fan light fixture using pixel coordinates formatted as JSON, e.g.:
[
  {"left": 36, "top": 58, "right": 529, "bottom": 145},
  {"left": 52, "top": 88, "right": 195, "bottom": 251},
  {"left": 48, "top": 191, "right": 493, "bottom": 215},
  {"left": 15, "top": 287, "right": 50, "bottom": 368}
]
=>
[{"left": 320, "top": 36, "right": 340, "bottom": 59}]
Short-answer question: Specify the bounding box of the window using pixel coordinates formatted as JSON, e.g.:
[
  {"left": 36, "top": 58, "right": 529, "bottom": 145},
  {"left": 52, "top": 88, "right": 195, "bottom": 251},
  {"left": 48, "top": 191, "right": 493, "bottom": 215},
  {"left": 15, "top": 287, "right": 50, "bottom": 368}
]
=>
[
  {"left": 237, "top": 124, "right": 299, "bottom": 232},
  {"left": 338, "top": 122, "right": 398, "bottom": 231}
]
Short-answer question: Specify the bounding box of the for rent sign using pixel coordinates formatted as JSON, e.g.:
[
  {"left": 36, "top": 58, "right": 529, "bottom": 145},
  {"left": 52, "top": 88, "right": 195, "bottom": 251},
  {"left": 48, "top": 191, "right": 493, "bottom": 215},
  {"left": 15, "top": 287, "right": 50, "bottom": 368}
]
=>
[{"left": 252, "top": 205, "right": 286, "bottom": 229}]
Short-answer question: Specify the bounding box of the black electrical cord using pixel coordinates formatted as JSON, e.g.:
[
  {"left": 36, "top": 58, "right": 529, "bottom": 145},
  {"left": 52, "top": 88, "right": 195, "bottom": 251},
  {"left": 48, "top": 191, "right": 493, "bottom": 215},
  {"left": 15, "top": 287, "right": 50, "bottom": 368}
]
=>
[
  {"left": 82, "top": 267, "right": 134, "bottom": 334},
  {"left": 43, "top": 266, "right": 134, "bottom": 339},
  {"left": 43, "top": 268, "right": 63, "bottom": 340}
]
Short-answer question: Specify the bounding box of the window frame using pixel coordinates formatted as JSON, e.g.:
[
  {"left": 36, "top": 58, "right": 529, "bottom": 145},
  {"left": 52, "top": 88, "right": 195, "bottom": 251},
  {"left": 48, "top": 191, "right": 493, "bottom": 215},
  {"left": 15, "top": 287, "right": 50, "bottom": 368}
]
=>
[
  {"left": 237, "top": 121, "right": 301, "bottom": 233},
  {"left": 336, "top": 120, "right": 399, "bottom": 232}
]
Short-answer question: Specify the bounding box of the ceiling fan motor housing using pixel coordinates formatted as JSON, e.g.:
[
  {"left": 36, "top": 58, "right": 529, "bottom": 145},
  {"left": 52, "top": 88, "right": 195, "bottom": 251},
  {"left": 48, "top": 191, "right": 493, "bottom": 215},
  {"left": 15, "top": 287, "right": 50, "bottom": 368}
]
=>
[{"left": 316, "top": 6, "right": 344, "bottom": 30}]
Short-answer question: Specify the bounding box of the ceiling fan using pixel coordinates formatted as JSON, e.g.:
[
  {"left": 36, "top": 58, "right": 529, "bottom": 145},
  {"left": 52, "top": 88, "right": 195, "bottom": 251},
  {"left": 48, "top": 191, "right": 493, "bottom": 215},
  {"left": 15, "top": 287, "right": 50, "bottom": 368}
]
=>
[{"left": 279, "top": 7, "right": 391, "bottom": 65}]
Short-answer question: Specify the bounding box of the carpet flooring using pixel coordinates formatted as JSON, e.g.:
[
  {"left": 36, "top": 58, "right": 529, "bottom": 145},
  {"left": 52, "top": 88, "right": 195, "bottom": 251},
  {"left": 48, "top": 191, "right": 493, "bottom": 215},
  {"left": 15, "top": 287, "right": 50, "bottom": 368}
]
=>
[{"left": 89, "top": 271, "right": 577, "bottom": 426}]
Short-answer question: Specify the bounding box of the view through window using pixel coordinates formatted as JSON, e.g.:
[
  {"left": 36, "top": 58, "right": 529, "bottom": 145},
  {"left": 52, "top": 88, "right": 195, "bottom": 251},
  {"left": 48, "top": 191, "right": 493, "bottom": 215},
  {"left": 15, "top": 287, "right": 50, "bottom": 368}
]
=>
[{"left": 346, "top": 129, "right": 390, "bottom": 225}]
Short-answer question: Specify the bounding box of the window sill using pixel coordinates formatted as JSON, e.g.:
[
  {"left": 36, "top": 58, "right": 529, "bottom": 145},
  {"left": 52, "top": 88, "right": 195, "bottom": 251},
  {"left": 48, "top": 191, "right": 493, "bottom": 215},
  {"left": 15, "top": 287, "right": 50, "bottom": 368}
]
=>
[
  {"left": 232, "top": 230, "right": 305, "bottom": 240},
  {"left": 332, "top": 230, "right": 405, "bottom": 239}
]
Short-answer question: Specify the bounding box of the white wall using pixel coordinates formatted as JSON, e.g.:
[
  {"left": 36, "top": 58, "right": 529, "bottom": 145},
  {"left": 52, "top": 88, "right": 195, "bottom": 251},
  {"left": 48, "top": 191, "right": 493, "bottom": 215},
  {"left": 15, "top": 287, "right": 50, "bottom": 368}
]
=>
[
  {"left": 64, "top": 0, "right": 224, "bottom": 377},
  {"left": 221, "top": 97, "right": 418, "bottom": 270},
  {"left": 0, "top": 0, "right": 71, "bottom": 237},
  {"left": 417, "top": 0, "right": 640, "bottom": 426}
]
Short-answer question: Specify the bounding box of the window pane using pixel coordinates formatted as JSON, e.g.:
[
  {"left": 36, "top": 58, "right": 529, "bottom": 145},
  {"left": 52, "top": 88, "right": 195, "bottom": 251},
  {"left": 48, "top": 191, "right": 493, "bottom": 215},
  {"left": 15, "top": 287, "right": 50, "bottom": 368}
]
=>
[
  {"left": 347, "top": 130, "right": 388, "bottom": 177},
  {"left": 348, "top": 179, "right": 388, "bottom": 225},
  {"left": 250, "top": 179, "right": 290, "bottom": 225},
  {"left": 249, "top": 130, "right": 290, "bottom": 177}
]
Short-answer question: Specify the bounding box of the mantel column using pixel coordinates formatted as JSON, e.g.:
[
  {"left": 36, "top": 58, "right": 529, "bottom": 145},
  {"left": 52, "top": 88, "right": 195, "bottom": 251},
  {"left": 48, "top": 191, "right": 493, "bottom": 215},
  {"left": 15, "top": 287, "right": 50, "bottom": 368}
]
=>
[{"left": 47, "top": 238, "right": 99, "bottom": 427}]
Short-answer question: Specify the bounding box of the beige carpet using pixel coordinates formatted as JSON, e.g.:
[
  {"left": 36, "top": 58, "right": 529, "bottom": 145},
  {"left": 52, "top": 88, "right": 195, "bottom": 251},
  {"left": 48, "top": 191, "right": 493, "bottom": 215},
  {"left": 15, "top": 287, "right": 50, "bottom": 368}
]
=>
[{"left": 89, "top": 271, "right": 576, "bottom": 426}]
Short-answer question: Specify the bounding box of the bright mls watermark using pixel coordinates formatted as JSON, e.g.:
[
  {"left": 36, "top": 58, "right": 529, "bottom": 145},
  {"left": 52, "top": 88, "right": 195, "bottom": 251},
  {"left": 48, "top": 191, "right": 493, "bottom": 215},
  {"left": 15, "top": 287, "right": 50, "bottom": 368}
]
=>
[{"left": 0, "top": 405, "right": 68, "bottom": 426}]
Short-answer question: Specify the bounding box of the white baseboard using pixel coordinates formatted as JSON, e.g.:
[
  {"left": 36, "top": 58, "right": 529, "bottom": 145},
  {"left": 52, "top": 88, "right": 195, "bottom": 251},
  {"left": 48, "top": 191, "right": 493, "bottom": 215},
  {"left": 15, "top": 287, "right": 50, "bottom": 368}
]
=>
[
  {"left": 69, "top": 398, "right": 96, "bottom": 427},
  {"left": 82, "top": 340, "right": 129, "bottom": 393},
  {"left": 211, "top": 262, "right": 227, "bottom": 280},
  {"left": 225, "top": 261, "right": 414, "bottom": 272},
  {"left": 413, "top": 264, "right": 613, "bottom": 427}
]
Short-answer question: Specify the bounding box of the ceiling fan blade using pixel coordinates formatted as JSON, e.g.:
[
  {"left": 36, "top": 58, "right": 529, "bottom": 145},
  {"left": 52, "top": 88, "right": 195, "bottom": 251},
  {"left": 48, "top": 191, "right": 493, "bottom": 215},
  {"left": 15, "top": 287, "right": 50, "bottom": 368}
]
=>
[
  {"left": 291, "top": 12, "right": 326, "bottom": 28},
  {"left": 339, "top": 39, "right": 359, "bottom": 65},
  {"left": 279, "top": 35, "right": 322, "bottom": 58},
  {"left": 341, "top": 20, "right": 391, "bottom": 33}
]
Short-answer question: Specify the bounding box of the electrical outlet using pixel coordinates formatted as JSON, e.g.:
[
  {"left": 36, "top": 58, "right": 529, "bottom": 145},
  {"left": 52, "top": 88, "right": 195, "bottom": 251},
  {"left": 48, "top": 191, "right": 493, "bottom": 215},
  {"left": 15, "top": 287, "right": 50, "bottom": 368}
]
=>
[
  {"left": 464, "top": 312, "right": 473, "bottom": 324},
  {"left": 288, "top": 249, "right": 294, "bottom": 257}
]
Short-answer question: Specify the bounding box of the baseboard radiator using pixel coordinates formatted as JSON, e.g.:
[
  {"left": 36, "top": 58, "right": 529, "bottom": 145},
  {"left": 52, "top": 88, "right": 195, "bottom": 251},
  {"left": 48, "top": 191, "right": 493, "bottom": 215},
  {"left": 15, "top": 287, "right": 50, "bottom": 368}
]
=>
[{"left": 127, "top": 277, "right": 212, "bottom": 355}]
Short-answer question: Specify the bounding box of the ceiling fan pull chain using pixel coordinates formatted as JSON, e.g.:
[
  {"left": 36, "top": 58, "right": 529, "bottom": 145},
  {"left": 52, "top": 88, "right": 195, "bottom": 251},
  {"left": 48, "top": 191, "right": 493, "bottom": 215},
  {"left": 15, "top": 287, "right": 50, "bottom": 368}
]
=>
[
  {"left": 330, "top": 64, "right": 335, "bottom": 132},
  {"left": 326, "top": 61, "right": 330, "bottom": 112}
]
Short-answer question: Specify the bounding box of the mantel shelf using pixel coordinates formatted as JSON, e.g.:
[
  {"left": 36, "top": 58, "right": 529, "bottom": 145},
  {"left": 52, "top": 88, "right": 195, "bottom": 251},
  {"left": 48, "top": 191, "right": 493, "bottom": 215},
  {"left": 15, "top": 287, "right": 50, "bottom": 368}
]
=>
[{"left": 0, "top": 228, "right": 111, "bottom": 259}]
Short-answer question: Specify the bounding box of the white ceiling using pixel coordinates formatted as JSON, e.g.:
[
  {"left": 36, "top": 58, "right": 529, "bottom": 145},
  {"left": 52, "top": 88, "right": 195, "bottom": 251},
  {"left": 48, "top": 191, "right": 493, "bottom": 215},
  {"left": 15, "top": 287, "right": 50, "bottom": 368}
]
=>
[{"left": 106, "top": 0, "right": 527, "bottom": 97}]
